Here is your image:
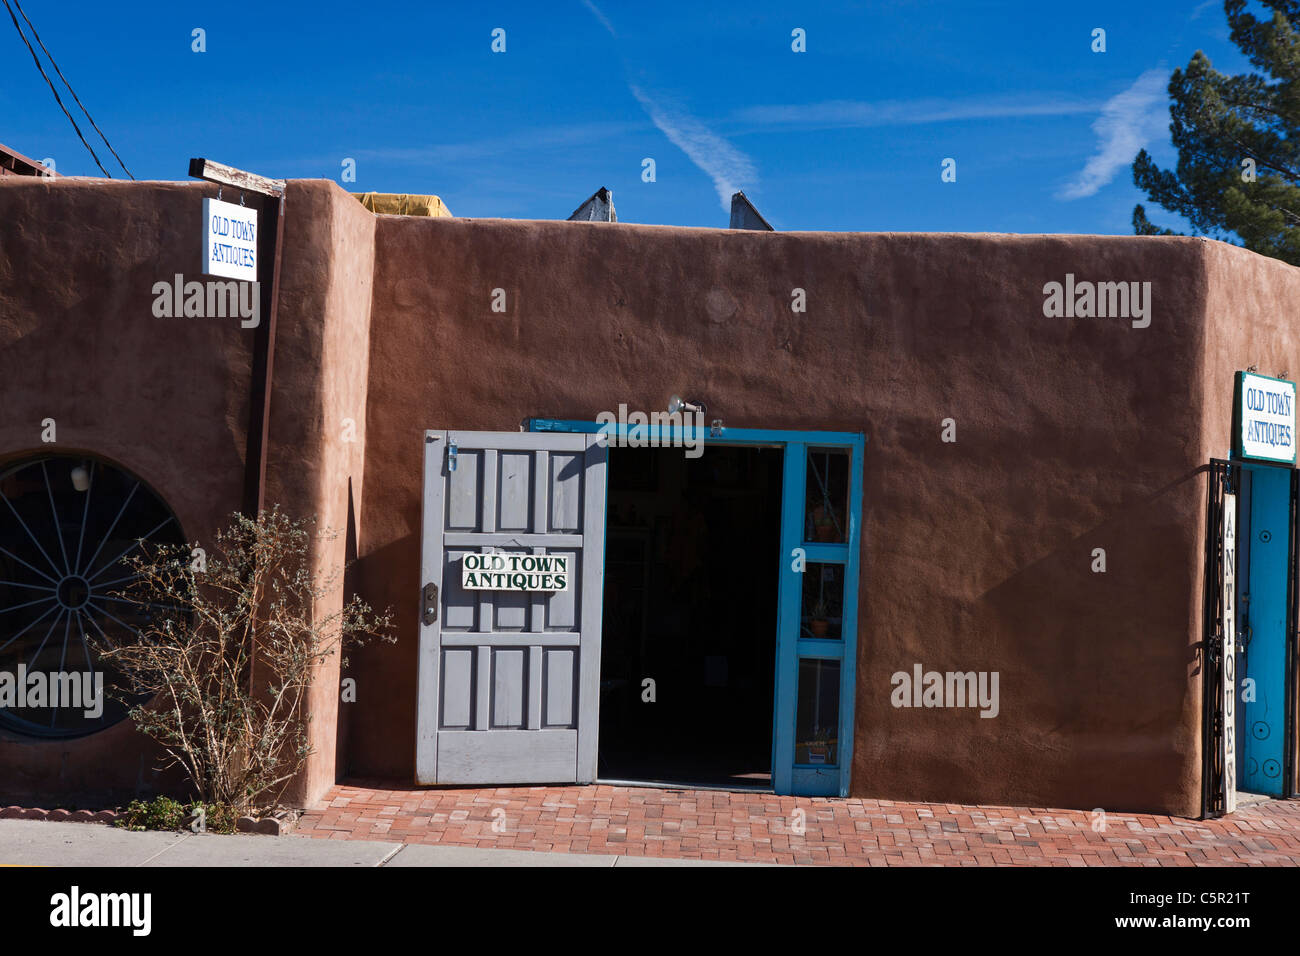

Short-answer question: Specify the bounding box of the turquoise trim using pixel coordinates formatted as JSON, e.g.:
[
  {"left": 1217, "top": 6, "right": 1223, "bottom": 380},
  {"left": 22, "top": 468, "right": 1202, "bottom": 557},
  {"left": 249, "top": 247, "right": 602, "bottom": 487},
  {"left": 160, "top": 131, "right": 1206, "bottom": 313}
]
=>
[
  {"left": 797, "top": 637, "right": 846, "bottom": 659},
  {"left": 837, "top": 438, "right": 864, "bottom": 796},
  {"left": 530, "top": 417, "right": 866, "bottom": 799},
  {"left": 529, "top": 418, "right": 863, "bottom": 447},
  {"left": 792, "top": 765, "right": 840, "bottom": 794},
  {"left": 799, "top": 542, "right": 851, "bottom": 563}
]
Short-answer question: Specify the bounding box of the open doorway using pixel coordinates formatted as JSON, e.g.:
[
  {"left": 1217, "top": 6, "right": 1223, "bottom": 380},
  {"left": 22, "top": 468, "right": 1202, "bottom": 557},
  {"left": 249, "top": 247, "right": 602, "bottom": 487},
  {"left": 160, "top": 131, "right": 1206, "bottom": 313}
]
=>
[{"left": 596, "top": 444, "right": 783, "bottom": 788}]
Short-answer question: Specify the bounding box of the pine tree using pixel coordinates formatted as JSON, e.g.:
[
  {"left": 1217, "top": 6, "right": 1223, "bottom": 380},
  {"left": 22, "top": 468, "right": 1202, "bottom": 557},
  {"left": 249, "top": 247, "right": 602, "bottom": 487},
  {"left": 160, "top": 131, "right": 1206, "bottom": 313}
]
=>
[{"left": 1132, "top": 0, "right": 1300, "bottom": 265}]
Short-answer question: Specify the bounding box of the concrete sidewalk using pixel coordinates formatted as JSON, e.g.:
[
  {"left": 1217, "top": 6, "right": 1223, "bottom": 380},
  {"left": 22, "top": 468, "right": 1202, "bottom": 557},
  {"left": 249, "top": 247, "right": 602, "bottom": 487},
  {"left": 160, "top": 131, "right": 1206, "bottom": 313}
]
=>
[{"left": 0, "top": 819, "right": 767, "bottom": 866}]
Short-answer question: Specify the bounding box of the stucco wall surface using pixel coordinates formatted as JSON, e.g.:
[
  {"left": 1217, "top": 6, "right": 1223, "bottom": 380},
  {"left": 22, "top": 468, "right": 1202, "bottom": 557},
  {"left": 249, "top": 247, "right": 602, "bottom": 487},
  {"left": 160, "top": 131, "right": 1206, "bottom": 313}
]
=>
[
  {"left": 262, "top": 181, "right": 376, "bottom": 805},
  {"left": 7, "top": 176, "right": 1300, "bottom": 818},
  {"left": 0, "top": 179, "right": 252, "bottom": 802},
  {"left": 350, "top": 215, "right": 1218, "bottom": 816},
  {"left": 0, "top": 178, "right": 371, "bottom": 808}
]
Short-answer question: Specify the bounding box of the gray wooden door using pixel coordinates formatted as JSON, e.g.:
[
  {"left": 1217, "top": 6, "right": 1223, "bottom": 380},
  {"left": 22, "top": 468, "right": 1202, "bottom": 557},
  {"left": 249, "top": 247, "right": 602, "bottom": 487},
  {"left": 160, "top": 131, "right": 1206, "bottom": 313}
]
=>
[{"left": 416, "top": 430, "right": 607, "bottom": 785}]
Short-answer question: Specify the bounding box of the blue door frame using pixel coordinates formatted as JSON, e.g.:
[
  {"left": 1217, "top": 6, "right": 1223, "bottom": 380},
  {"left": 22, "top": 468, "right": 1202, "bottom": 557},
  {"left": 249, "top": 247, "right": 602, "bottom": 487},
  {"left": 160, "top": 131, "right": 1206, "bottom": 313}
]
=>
[{"left": 530, "top": 419, "right": 865, "bottom": 797}]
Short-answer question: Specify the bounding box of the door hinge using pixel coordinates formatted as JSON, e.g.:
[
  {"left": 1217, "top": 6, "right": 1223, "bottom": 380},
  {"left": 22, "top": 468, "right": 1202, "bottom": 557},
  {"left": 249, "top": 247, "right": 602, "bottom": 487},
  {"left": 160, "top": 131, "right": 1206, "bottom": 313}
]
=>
[{"left": 421, "top": 582, "right": 439, "bottom": 626}]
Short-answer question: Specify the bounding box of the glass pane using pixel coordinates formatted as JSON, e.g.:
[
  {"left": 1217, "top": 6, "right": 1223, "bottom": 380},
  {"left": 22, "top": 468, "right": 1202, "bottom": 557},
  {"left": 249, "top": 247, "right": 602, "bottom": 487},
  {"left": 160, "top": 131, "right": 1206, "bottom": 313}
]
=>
[
  {"left": 805, "top": 448, "right": 849, "bottom": 543},
  {"left": 801, "top": 562, "right": 844, "bottom": 639},
  {"left": 795, "top": 659, "right": 841, "bottom": 765}
]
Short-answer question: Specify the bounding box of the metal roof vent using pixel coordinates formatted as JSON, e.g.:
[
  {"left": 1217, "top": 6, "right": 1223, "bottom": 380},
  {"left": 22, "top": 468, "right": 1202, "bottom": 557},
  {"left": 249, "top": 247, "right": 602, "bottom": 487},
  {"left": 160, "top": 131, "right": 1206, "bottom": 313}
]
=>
[
  {"left": 568, "top": 187, "right": 617, "bottom": 222},
  {"left": 729, "top": 191, "right": 773, "bottom": 231}
]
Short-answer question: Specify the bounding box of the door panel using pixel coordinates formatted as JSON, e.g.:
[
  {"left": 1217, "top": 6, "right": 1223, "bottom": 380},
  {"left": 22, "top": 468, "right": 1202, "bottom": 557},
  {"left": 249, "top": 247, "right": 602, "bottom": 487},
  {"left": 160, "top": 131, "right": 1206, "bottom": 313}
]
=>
[
  {"left": 416, "top": 430, "right": 607, "bottom": 785},
  {"left": 1239, "top": 465, "right": 1289, "bottom": 796},
  {"left": 437, "top": 729, "right": 578, "bottom": 783}
]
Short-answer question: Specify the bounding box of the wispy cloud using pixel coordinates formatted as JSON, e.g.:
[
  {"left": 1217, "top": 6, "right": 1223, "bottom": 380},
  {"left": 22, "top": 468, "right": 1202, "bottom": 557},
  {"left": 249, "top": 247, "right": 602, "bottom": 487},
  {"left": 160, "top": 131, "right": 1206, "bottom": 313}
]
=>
[
  {"left": 733, "top": 95, "right": 1101, "bottom": 130},
  {"left": 284, "top": 121, "right": 645, "bottom": 169},
  {"left": 579, "top": 0, "right": 616, "bottom": 38},
  {"left": 579, "top": 0, "right": 756, "bottom": 212},
  {"left": 1057, "top": 69, "right": 1169, "bottom": 200},
  {"left": 630, "top": 85, "right": 757, "bottom": 211}
]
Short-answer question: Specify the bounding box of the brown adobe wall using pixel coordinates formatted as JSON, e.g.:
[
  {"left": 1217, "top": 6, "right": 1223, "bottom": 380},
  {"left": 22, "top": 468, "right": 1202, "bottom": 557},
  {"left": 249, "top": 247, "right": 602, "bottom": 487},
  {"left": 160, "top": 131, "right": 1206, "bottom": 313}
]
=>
[
  {"left": 347, "top": 215, "right": 1214, "bottom": 816},
  {"left": 0, "top": 178, "right": 251, "bottom": 804}
]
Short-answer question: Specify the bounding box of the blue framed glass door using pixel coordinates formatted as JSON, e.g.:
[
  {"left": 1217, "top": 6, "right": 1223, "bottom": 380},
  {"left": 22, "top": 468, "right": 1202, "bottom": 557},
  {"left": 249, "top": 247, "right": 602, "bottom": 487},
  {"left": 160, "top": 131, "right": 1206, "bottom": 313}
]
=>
[
  {"left": 530, "top": 419, "right": 864, "bottom": 798},
  {"left": 776, "top": 440, "right": 864, "bottom": 796}
]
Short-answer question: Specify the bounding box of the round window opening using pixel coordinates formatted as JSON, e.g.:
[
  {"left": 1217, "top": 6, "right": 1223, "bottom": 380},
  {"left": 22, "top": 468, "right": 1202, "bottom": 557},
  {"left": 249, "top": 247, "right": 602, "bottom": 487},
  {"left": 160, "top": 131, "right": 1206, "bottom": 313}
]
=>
[{"left": 0, "top": 454, "right": 187, "bottom": 738}]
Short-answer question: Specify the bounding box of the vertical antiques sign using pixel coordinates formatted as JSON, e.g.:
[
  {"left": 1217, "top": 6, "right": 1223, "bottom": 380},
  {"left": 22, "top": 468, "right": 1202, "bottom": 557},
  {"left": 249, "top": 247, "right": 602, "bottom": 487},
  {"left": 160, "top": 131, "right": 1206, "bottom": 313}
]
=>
[{"left": 1221, "top": 493, "right": 1237, "bottom": 814}]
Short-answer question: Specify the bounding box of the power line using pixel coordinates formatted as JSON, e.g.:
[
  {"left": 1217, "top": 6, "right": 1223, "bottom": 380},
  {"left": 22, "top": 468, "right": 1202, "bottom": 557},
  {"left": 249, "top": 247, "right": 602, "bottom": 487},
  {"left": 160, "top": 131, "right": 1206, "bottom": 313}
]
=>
[
  {"left": 1, "top": 0, "right": 110, "bottom": 177},
  {"left": 9, "top": 0, "right": 132, "bottom": 179}
]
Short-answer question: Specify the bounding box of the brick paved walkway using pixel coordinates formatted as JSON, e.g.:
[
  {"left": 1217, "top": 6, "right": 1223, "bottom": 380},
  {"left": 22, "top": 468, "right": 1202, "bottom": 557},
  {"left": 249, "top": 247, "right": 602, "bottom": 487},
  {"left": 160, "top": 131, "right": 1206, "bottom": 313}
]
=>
[{"left": 295, "top": 781, "right": 1300, "bottom": 866}]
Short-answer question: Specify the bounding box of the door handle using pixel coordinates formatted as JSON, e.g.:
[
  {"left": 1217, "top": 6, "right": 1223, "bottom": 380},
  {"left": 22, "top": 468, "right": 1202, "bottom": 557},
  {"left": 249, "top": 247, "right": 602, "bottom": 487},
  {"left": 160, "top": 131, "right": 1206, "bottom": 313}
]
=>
[{"left": 421, "top": 582, "right": 439, "bottom": 626}]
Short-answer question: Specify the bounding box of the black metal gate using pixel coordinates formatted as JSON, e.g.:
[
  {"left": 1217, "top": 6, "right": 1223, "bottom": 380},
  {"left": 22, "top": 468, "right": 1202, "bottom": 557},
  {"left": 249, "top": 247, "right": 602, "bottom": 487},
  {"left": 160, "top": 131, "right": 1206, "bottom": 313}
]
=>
[{"left": 1202, "top": 459, "right": 1239, "bottom": 818}]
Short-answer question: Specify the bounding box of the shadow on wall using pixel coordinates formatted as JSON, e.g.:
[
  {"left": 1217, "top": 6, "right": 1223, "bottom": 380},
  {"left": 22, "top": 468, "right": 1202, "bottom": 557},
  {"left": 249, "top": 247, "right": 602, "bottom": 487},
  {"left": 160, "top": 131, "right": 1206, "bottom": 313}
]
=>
[
  {"left": 335, "top": 477, "right": 361, "bottom": 780},
  {"left": 976, "top": 465, "right": 1206, "bottom": 811},
  {"left": 345, "top": 528, "right": 421, "bottom": 779}
]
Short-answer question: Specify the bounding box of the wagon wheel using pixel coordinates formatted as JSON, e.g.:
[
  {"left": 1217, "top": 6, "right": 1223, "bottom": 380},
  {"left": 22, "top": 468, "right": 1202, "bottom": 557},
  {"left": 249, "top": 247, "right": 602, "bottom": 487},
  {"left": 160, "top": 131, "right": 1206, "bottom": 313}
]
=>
[{"left": 0, "top": 455, "right": 186, "bottom": 737}]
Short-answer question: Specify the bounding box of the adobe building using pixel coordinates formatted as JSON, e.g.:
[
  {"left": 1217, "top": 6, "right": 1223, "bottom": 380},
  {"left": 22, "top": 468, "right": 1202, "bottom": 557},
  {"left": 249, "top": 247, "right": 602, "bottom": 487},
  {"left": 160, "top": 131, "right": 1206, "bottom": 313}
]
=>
[{"left": 1, "top": 165, "right": 1297, "bottom": 820}]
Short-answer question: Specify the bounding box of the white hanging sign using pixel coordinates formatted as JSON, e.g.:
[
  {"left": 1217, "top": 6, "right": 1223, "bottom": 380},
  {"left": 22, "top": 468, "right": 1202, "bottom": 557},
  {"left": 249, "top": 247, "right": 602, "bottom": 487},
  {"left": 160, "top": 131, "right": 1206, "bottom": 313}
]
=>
[
  {"left": 1235, "top": 372, "right": 1296, "bottom": 464},
  {"left": 202, "top": 197, "right": 258, "bottom": 281}
]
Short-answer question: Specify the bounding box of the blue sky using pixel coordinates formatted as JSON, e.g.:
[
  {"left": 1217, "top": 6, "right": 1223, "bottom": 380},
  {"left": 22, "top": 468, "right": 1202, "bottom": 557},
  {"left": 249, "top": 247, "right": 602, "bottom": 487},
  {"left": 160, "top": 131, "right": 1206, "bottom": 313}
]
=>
[{"left": 0, "top": 0, "right": 1247, "bottom": 232}]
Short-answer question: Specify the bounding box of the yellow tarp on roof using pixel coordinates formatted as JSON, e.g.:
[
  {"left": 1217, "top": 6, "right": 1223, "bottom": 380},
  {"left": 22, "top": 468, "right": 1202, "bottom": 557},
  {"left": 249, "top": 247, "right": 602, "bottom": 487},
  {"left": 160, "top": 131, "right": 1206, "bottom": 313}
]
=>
[{"left": 352, "top": 192, "right": 453, "bottom": 217}]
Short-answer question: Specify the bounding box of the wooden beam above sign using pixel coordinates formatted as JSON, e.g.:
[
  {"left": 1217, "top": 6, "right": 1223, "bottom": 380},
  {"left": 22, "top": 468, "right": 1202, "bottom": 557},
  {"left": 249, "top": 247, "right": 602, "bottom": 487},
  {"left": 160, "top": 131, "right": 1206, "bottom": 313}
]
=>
[{"left": 188, "top": 157, "right": 285, "bottom": 197}]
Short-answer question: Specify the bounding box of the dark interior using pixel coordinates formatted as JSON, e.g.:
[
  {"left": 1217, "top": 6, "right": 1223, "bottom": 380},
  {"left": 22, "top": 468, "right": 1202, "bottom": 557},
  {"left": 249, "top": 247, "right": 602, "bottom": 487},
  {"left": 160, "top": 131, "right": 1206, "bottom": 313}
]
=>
[{"left": 597, "top": 444, "right": 782, "bottom": 788}]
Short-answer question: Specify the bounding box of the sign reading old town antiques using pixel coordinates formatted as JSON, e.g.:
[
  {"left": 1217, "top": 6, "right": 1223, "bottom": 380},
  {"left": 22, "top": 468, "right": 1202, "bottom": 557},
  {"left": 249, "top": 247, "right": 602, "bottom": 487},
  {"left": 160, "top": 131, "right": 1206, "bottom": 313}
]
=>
[
  {"left": 1234, "top": 371, "right": 1297, "bottom": 464},
  {"left": 202, "top": 197, "right": 258, "bottom": 281},
  {"left": 462, "top": 553, "right": 570, "bottom": 592}
]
